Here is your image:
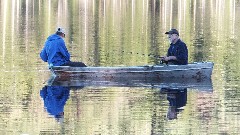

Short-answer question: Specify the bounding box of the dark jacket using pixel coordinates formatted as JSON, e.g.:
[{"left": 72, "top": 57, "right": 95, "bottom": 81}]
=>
[
  {"left": 167, "top": 39, "right": 188, "bottom": 65},
  {"left": 40, "top": 86, "right": 70, "bottom": 117},
  {"left": 167, "top": 89, "right": 187, "bottom": 110},
  {"left": 40, "top": 34, "right": 70, "bottom": 66}
]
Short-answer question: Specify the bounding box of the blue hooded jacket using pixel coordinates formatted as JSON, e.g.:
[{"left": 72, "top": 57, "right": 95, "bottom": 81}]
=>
[{"left": 40, "top": 34, "right": 70, "bottom": 66}]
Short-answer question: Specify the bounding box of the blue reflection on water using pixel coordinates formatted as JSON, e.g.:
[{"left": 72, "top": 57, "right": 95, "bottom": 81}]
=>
[{"left": 40, "top": 86, "right": 70, "bottom": 122}]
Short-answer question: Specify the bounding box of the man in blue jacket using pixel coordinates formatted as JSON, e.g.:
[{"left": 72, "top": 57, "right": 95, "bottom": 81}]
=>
[
  {"left": 161, "top": 29, "right": 188, "bottom": 65},
  {"left": 40, "top": 27, "right": 87, "bottom": 67}
]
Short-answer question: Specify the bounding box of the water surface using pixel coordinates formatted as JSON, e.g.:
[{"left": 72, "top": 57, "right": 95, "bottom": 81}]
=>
[{"left": 0, "top": 0, "right": 240, "bottom": 134}]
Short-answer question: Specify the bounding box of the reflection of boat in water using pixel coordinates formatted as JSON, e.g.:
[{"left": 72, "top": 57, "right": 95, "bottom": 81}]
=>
[
  {"left": 47, "top": 74, "right": 213, "bottom": 92},
  {"left": 50, "top": 62, "right": 213, "bottom": 81}
]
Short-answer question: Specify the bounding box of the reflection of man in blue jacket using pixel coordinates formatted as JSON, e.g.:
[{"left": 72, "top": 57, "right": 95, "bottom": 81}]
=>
[
  {"left": 40, "top": 27, "right": 87, "bottom": 67},
  {"left": 40, "top": 86, "right": 70, "bottom": 122},
  {"left": 161, "top": 29, "right": 188, "bottom": 65}
]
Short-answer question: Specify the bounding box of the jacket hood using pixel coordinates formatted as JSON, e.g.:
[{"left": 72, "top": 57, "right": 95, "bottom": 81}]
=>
[{"left": 47, "top": 34, "right": 62, "bottom": 41}]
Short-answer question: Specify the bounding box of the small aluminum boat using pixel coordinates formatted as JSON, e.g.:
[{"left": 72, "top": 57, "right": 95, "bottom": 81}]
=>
[{"left": 50, "top": 62, "right": 214, "bottom": 81}]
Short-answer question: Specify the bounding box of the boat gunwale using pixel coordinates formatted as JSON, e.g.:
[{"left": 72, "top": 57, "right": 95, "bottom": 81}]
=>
[{"left": 51, "top": 62, "right": 214, "bottom": 73}]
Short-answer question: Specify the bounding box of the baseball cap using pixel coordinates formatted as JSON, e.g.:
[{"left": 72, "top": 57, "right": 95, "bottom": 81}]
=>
[
  {"left": 165, "top": 29, "right": 179, "bottom": 36},
  {"left": 56, "top": 27, "right": 65, "bottom": 34}
]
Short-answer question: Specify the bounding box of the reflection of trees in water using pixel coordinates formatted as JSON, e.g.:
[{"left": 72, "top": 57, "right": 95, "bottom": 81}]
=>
[
  {"left": 150, "top": 91, "right": 166, "bottom": 134},
  {"left": 70, "top": 90, "right": 82, "bottom": 121},
  {"left": 150, "top": 89, "right": 188, "bottom": 134},
  {"left": 195, "top": 92, "right": 216, "bottom": 126}
]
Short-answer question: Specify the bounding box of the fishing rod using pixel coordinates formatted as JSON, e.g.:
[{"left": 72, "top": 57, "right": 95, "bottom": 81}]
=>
[
  {"left": 87, "top": 50, "right": 167, "bottom": 64},
  {"left": 120, "top": 51, "right": 168, "bottom": 64},
  {"left": 106, "top": 50, "right": 168, "bottom": 64},
  {"left": 120, "top": 51, "right": 164, "bottom": 59}
]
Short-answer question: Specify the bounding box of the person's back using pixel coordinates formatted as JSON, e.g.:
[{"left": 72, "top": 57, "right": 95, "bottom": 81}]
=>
[
  {"left": 40, "top": 33, "right": 70, "bottom": 66},
  {"left": 40, "top": 27, "right": 86, "bottom": 67}
]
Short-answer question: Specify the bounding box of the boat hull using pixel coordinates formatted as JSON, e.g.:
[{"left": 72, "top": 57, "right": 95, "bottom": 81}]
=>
[{"left": 51, "top": 62, "right": 214, "bottom": 81}]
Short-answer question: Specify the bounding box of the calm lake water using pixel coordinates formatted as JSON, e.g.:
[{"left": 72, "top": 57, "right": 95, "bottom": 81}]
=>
[{"left": 1, "top": 0, "right": 240, "bottom": 134}]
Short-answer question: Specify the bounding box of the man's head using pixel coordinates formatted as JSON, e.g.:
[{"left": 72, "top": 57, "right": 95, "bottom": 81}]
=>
[
  {"left": 55, "top": 112, "right": 64, "bottom": 124},
  {"left": 167, "top": 106, "right": 177, "bottom": 120},
  {"left": 165, "top": 29, "right": 179, "bottom": 44},
  {"left": 56, "top": 27, "right": 65, "bottom": 38},
  {"left": 165, "top": 29, "right": 179, "bottom": 36}
]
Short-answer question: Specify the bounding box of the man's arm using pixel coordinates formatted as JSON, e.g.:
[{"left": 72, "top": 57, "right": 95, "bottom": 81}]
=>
[
  {"left": 58, "top": 40, "right": 70, "bottom": 61},
  {"left": 175, "top": 44, "right": 188, "bottom": 63},
  {"left": 40, "top": 47, "right": 48, "bottom": 62}
]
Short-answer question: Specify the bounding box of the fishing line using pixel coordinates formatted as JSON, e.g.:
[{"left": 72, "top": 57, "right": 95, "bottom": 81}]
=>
[
  {"left": 120, "top": 51, "right": 163, "bottom": 59},
  {"left": 87, "top": 50, "right": 164, "bottom": 65},
  {"left": 120, "top": 51, "right": 167, "bottom": 64}
]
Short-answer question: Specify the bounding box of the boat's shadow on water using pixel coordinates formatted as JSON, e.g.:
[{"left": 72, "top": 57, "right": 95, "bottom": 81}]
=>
[{"left": 46, "top": 74, "right": 213, "bottom": 92}]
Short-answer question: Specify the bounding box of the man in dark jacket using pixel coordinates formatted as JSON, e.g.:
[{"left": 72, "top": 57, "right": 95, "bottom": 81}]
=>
[
  {"left": 40, "top": 27, "right": 86, "bottom": 67},
  {"left": 161, "top": 29, "right": 188, "bottom": 65}
]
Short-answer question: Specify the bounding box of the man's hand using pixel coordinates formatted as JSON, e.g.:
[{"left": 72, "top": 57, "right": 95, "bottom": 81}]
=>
[
  {"left": 161, "top": 56, "right": 177, "bottom": 61},
  {"left": 161, "top": 56, "right": 171, "bottom": 61}
]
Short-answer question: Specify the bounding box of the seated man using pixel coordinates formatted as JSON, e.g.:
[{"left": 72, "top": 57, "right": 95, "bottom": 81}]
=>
[
  {"left": 40, "top": 27, "right": 87, "bottom": 67},
  {"left": 161, "top": 29, "right": 188, "bottom": 65}
]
